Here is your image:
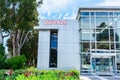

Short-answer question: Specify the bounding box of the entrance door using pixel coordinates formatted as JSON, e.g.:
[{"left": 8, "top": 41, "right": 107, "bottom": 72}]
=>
[
  {"left": 92, "top": 57, "right": 114, "bottom": 75},
  {"left": 96, "top": 58, "right": 110, "bottom": 73}
]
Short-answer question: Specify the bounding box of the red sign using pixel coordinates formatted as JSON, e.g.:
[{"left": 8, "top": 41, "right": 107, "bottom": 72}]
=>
[{"left": 44, "top": 20, "right": 67, "bottom": 25}]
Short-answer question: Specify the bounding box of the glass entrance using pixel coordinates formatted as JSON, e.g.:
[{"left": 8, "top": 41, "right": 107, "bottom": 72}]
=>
[
  {"left": 92, "top": 57, "right": 114, "bottom": 74},
  {"left": 96, "top": 58, "right": 110, "bottom": 73}
]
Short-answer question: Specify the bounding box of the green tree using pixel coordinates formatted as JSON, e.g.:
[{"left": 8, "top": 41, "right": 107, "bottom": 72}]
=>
[
  {"left": 1, "top": 0, "right": 42, "bottom": 57},
  {"left": 0, "top": 44, "right": 6, "bottom": 69},
  {"left": 0, "top": 0, "right": 7, "bottom": 44},
  {"left": 21, "top": 31, "right": 38, "bottom": 66},
  {"left": 6, "top": 31, "right": 38, "bottom": 66}
]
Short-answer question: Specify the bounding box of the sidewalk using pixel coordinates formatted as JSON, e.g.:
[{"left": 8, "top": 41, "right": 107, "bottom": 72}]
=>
[
  {"left": 80, "top": 75, "right": 91, "bottom": 80},
  {"left": 80, "top": 74, "right": 120, "bottom": 80}
]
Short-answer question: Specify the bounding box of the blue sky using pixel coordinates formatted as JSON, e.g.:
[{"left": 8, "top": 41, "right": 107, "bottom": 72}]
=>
[{"left": 37, "top": 0, "right": 120, "bottom": 19}]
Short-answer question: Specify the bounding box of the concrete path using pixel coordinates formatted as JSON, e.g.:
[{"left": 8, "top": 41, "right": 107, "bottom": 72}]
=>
[{"left": 80, "top": 74, "right": 120, "bottom": 80}]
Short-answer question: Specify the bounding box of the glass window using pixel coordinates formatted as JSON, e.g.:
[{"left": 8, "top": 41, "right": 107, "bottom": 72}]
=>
[
  {"left": 109, "top": 12, "right": 113, "bottom": 16},
  {"left": 90, "top": 12, "right": 94, "bottom": 16},
  {"left": 110, "top": 28, "right": 114, "bottom": 42},
  {"left": 114, "top": 12, "right": 120, "bottom": 17},
  {"left": 81, "top": 17, "right": 90, "bottom": 27},
  {"left": 116, "top": 43, "right": 120, "bottom": 50},
  {"left": 97, "top": 42, "right": 109, "bottom": 50},
  {"left": 109, "top": 17, "right": 114, "bottom": 28},
  {"left": 117, "top": 54, "right": 120, "bottom": 70},
  {"left": 81, "top": 29, "right": 90, "bottom": 40},
  {"left": 115, "top": 17, "right": 120, "bottom": 28},
  {"left": 96, "top": 29, "right": 109, "bottom": 41},
  {"left": 114, "top": 29, "right": 120, "bottom": 42},
  {"left": 91, "top": 42, "right": 95, "bottom": 49},
  {"left": 96, "top": 12, "right": 108, "bottom": 17},
  {"left": 81, "top": 54, "right": 91, "bottom": 70},
  {"left": 116, "top": 50, "right": 120, "bottom": 53},
  {"left": 49, "top": 30, "right": 58, "bottom": 68},
  {"left": 81, "top": 42, "right": 90, "bottom": 52},
  {"left": 111, "top": 42, "right": 115, "bottom": 50},
  {"left": 91, "top": 17, "right": 95, "bottom": 28},
  {"left": 91, "top": 29, "right": 96, "bottom": 41},
  {"left": 96, "top": 17, "right": 108, "bottom": 28},
  {"left": 81, "top": 12, "right": 89, "bottom": 16}
]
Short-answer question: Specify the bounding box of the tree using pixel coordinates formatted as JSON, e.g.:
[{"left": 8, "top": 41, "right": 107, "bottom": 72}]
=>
[
  {"left": 0, "top": 0, "right": 6, "bottom": 44},
  {"left": 1, "top": 0, "right": 42, "bottom": 57},
  {"left": 6, "top": 31, "right": 39, "bottom": 66},
  {"left": 0, "top": 44, "right": 6, "bottom": 69},
  {"left": 21, "top": 31, "right": 38, "bottom": 66}
]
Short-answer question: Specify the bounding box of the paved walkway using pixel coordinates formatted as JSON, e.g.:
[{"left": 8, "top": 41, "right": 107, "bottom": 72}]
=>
[{"left": 80, "top": 74, "right": 120, "bottom": 80}]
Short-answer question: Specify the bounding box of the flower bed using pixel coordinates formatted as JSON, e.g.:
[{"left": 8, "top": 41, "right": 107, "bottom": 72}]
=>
[{"left": 0, "top": 68, "right": 80, "bottom": 80}]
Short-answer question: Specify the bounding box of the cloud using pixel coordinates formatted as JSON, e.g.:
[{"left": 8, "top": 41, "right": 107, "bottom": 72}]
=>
[
  {"left": 63, "top": 12, "right": 76, "bottom": 19},
  {"left": 37, "top": 0, "right": 82, "bottom": 19},
  {"left": 98, "top": 0, "right": 120, "bottom": 6},
  {"left": 39, "top": 0, "right": 74, "bottom": 15},
  {"left": 38, "top": 0, "right": 120, "bottom": 19}
]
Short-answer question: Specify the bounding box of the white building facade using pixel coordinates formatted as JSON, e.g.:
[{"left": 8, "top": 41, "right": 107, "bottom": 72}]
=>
[
  {"left": 35, "top": 7, "right": 120, "bottom": 75},
  {"left": 34, "top": 19, "right": 80, "bottom": 70}
]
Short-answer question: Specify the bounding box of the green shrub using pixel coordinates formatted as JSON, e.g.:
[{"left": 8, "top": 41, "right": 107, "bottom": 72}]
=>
[
  {"left": 13, "top": 69, "right": 27, "bottom": 76},
  {"left": 15, "top": 69, "right": 80, "bottom": 80},
  {"left": 0, "top": 70, "right": 6, "bottom": 79},
  {"left": 0, "top": 44, "right": 5, "bottom": 55},
  {"left": 68, "top": 69, "right": 80, "bottom": 78},
  {"left": 0, "top": 69, "right": 80, "bottom": 80},
  {"left": 7, "top": 55, "right": 27, "bottom": 69},
  {"left": 0, "top": 44, "right": 6, "bottom": 69}
]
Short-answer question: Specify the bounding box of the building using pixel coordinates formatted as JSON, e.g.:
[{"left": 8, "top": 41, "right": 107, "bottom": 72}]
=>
[
  {"left": 35, "top": 7, "right": 120, "bottom": 75},
  {"left": 34, "top": 19, "right": 80, "bottom": 70}
]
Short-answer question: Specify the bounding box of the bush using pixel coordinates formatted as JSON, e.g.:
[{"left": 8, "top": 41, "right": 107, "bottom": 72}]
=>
[
  {"left": 0, "top": 44, "right": 6, "bottom": 69},
  {"left": 7, "top": 55, "right": 27, "bottom": 69},
  {"left": 0, "top": 44, "right": 5, "bottom": 55},
  {"left": 16, "top": 69, "right": 80, "bottom": 80},
  {"left": 0, "top": 69, "right": 80, "bottom": 80}
]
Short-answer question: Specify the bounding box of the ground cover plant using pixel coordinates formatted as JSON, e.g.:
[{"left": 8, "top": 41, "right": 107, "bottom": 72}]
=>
[{"left": 0, "top": 67, "right": 80, "bottom": 80}]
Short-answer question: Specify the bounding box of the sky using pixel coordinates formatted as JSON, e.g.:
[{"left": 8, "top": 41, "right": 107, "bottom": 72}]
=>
[{"left": 37, "top": 0, "right": 120, "bottom": 19}]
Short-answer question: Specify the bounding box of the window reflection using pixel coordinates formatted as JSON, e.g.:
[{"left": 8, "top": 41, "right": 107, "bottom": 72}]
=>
[
  {"left": 96, "top": 12, "right": 108, "bottom": 16},
  {"left": 109, "top": 12, "right": 113, "bottom": 16},
  {"left": 81, "top": 12, "right": 89, "bottom": 16},
  {"left": 117, "top": 54, "right": 120, "bottom": 70},
  {"left": 81, "top": 54, "right": 90, "bottom": 70},
  {"left": 81, "top": 29, "right": 90, "bottom": 40},
  {"left": 114, "top": 12, "right": 120, "bottom": 17},
  {"left": 97, "top": 42, "right": 109, "bottom": 49},
  {"left": 115, "top": 18, "right": 120, "bottom": 28},
  {"left": 90, "top": 12, "right": 94, "bottom": 16},
  {"left": 80, "top": 11, "right": 120, "bottom": 53},
  {"left": 91, "top": 17, "right": 95, "bottom": 28},
  {"left": 96, "top": 28, "right": 109, "bottom": 41},
  {"left": 80, "top": 11, "right": 120, "bottom": 74},
  {"left": 116, "top": 43, "right": 120, "bottom": 50},
  {"left": 81, "top": 17, "right": 90, "bottom": 27},
  {"left": 49, "top": 30, "right": 58, "bottom": 68},
  {"left": 91, "top": 42, "right": 95, "bottom": 49},
  {"left": 96, "top": 17, "right": 108, "bottom": 27},
  {"left": 81, "top": 42, "right": 90, "bottom": 52}
]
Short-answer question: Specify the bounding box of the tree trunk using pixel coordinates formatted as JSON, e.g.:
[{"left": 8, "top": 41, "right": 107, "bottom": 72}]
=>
[
  {"left": 12, "top": 32, "right": 16, "bottom": 57},
  {"left": 12, "top": 30, "right": 30, "bottom": 57}
]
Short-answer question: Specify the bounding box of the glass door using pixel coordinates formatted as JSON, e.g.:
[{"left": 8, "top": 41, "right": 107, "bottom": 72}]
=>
[
  {"left": 96, "top": 58, "right": 110, "bottom": 73},
  {"left": 92, "top": 56, "right": 115, "bottom": 74}
]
